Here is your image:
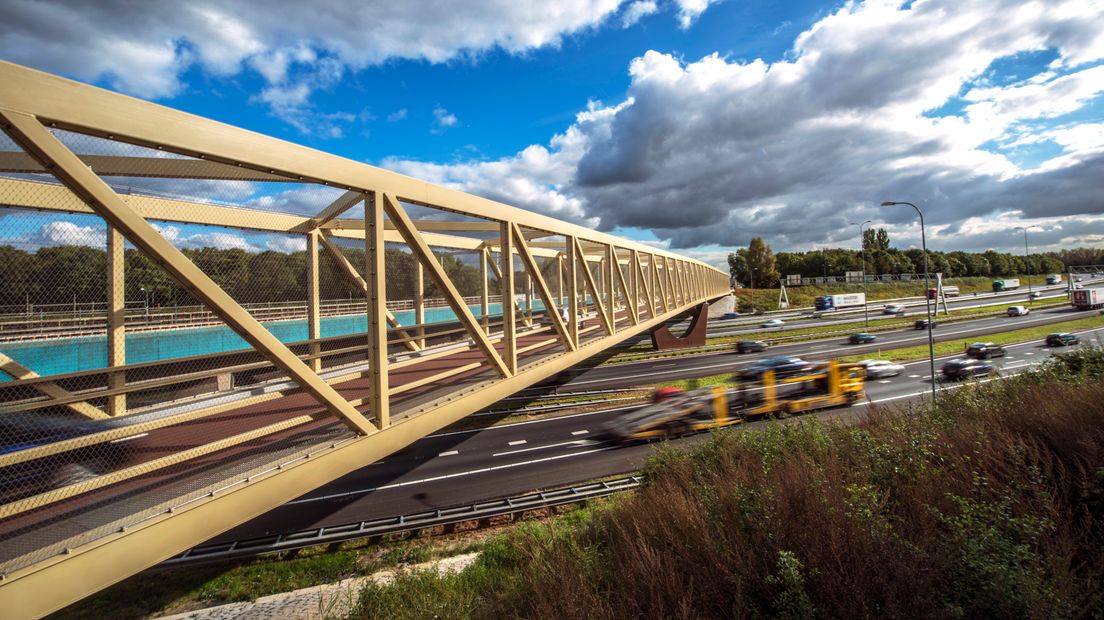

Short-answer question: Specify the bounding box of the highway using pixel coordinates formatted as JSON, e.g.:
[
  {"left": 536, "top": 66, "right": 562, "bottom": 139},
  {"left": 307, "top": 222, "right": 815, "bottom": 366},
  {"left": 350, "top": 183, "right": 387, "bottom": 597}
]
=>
[
  {"left": 207, "top": 308, "right": 1103, "bottom": 547},
  {"left": 706, "top": 278, "right": 1101, "bottom": 335},
  {"left": 538, "top": 304, "right": 1094, "bottom": 390}
]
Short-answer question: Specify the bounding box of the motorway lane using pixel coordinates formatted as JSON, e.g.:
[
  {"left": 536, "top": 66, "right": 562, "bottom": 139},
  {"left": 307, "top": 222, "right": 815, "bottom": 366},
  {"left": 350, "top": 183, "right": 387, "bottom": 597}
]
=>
[
  {"left": 533, "top": 305, "right": 1096, "bottom": 391},
  {"left": 704, "top": 279, "right": 1100, "bottom": 335},
  {"left": 211, "top": 324, "right": 1104, "bottom": 546}
]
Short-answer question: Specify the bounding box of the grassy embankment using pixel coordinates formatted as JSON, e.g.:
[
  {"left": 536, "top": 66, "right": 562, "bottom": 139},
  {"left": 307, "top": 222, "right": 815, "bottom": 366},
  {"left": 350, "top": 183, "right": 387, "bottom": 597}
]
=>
[
  {"left": 55, "top": 347, "right": 1104, "bottom": 619},
  {"left": 734, "top": 274, "right": 1053, "bottom": 313},
  {"left": 347, "top": 347, "right": 1104, "bottom": 619}
]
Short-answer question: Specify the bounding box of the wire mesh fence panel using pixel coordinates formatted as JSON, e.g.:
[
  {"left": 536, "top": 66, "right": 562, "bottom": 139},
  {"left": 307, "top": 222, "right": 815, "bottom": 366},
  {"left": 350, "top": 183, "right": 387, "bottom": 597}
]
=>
[{"left": 0, "top": 126, "right": 372, "bottom": 572}]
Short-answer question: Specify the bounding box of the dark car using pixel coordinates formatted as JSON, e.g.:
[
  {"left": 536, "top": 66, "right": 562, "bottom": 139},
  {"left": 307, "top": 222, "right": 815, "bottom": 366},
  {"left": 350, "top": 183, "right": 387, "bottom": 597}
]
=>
[
  {"left": 848, "top": 332, "right": 877, "bottom": 344},
  {"left": 914, "top": 319, "right": 938, "bottom": 330},
  {"left": 721, "top": 312, "right": 740, "bottom": 320},
  {"left": 941, "top": 358, "right": 994, "bottom": 380},
  {"left": 735, "top": 340, "right": 769, "bottom": 354},
  {"left": 1046, "top": 333, "right": 1080, "bottom": 347},
  {"left": 0, "top": 412, "right": 139, "bottom": 504},
  {"left": 739, "top": 356, "right": 814, "bottom": 380},
  {"left": 965, "top": 342, "right": 1006, "bottom": 359}
]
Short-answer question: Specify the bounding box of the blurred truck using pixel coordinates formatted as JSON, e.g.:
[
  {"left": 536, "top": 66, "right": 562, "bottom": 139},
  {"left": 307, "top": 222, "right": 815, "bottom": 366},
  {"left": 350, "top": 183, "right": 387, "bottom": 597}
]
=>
[
  {"left": 1046, "top": 274, "right": 1062, "bottom": 285},
  {"left": 600, "top": 362, "right": 865, "bottom": 442},
  {"left": 1071, "top": 287, "right": 1104, "bottom": 310},
  {"left": 992, "top": 278, "right": 1020, "bottom": 292},
  {"left": 814, "top": 293, "right": 866, "bottom": 311}
]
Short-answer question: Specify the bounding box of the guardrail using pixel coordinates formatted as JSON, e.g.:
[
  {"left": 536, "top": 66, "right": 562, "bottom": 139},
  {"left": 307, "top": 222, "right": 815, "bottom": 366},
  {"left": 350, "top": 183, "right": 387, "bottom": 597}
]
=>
[{"left": 158, "top": 475, "right": 645, "bottom": 568}]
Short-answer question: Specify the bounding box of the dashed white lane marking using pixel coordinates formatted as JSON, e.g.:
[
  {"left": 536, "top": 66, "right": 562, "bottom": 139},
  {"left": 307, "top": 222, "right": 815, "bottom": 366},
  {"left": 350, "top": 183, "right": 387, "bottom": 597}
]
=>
[
  {"left": 655, "top": 362, "right": 678, "bottom": 368},
  {"left": 878, "top": 380, "right": 891, "bottom": 384},
  {"left": 571, "top": 430, "right": 589, "bottom": 435},
  {"left": 908, "top": 374, "right": 920, "bottom": 378},
  {"left": 1025, "top": 352, "right": 1035, "bottom": 355},
  {"left": 290, "top": 446, "right": 617, "bottom": 503},
  {"left": 492, "top": 440, "right": 589, "bottom": 457},
  {"left": 438, "top": 450, "right": 459, "bottom": 457},
  {"left": 507, "top": 440, "right": 527, "bottom": 446}
]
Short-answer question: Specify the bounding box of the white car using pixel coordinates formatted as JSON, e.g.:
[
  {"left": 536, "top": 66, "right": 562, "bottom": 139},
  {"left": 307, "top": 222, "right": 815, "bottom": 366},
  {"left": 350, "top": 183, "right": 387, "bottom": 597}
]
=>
[
  {"left": 883, "top": 303, "right": 907, "bottom": 315},
  {"left": 859, "top": 359, "right": 905, "bottom": 379},
  {"left": 1007, "top": 305, "right": 1029, "bottom": 317},
  {"left": 760, "top": 319, "right": 785, "bottom": 328}
]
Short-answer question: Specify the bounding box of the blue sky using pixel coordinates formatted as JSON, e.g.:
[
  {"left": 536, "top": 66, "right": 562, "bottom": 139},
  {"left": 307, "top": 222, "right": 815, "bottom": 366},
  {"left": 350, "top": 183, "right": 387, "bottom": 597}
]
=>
[{"left": 2, "top": 0, "right": 1103, "bottom": 267}]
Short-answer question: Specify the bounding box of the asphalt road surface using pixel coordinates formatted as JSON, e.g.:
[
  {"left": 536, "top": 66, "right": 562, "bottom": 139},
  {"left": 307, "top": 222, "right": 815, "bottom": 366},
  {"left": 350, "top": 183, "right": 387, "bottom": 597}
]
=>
[{"left": 211, "top": 315, "right": 1103, "bottom": 545}]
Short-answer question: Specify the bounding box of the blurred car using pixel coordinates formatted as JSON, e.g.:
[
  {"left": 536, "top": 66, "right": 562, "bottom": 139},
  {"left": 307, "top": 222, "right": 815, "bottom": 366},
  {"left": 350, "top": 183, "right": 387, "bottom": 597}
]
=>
[
  {"left": 914, "top": 319, "right": 938, "bottom": 330},
  {"left": 1029, "top": 291, "right": 1043, "bottom": 299},
  {"left": 735, "top": 340, "right": 769, "bottom": 354},
  {"left": 965, "top": 342, "right": 1007, "bottom": 359},
  {"left": 1045, "top": 333, "right": 1080, "bottom": 347},
  {"left": 720, "top": 312, "right": 740, "bottom": 320},
  {"left": 858, "top": 359, "right": 905, "bottom": 379},
  {"left": 883, "top": 304, "right": 907, "bottom": 315},
  {"left": 0, "top": 412, "right": 139, "bottom": 504},
  {"left": 739, "top": 356, "right": 814, "bottom": 380},
  {"left": 941, "top": 358, "right": 994, "bottom": 381},
  {"left": 848, "top": 332, "right": 877, "bottom": 344},
  {"left": 760, "top": 319, "right": 785, "bottom": 328},
  {"left": 1007, "top": 305, "right": 1029, "bottom": 317}
]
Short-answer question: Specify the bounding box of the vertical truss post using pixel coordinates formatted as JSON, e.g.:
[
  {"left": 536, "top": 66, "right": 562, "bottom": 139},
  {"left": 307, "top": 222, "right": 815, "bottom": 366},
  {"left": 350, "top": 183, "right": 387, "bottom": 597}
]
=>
[
  {"left": 383, "top": 194, "right": 510, "bottom": 378},
  {"left": 306, "top": 230, "right": 322, "bottom": 372},
  {"left": 675, "top": 259, "right": 684, "bottom": 302},
  {"left": 0, "top": 110, "right": 377, "bottom": 435},
  {"left": 480, "top": 248, "right": 490, "bottom": 331},
  {"left": 499, "top": 222, "right": 516, "bottom": 373},
  {"left": 566, "top": 236, "right": 579, "bottom": 346},
  {"left": 557, "top": 254, "right": 564, "bottom": 308},
  {"left": 605, "top": 244, "right": 616, "bottom": 329},
  {"left": 630, "top": 250, "right": 640, "bottom": 322},
  {"left": 665, "top": 257, "right": 677, "bottom": 308},
  {"left": 364, "top": 192, "right": 390, "bottom": 429},
  {"left": 414, "top": 261, "right": 425, "bottom": 348},
  {"left": 106, "top": 225, "right": 126, "bottom": 416},
  {"left": 525, "top": 272, "right": 533, "bottom": 326}
]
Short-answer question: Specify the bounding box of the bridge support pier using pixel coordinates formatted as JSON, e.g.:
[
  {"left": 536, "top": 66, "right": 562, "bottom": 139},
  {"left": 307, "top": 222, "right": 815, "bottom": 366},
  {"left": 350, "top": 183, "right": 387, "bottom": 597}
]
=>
[{"left": 649, "top": 302, "right": 709, "bottom": 351}]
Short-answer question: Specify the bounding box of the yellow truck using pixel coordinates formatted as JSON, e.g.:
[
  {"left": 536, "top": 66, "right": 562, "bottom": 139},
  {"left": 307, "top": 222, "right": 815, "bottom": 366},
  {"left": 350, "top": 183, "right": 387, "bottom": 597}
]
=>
[{"left": 600, "top": 361, "right": 866, "bottom": 442}]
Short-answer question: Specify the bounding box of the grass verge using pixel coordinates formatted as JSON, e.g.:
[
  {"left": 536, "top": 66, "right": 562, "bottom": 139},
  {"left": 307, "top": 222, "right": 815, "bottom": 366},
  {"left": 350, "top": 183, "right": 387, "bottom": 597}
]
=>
[{"left": 344, "top": 347, "right": 1104, "bottom": 619}]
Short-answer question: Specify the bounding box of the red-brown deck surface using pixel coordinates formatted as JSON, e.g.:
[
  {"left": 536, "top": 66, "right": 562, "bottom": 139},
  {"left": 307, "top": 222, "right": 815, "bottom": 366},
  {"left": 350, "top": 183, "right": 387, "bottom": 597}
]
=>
[{"left": 0, "top": 312, "right": 643, "bottom": 552}]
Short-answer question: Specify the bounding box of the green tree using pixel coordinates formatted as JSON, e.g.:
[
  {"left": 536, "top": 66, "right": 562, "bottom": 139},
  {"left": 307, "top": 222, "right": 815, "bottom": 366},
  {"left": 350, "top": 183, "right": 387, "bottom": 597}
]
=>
[
  {"left": 744, "top": 237, "right": 779, "bottom": 287},
  {"left": 0, "top": 245, "right": 34, "bottom": 308}
]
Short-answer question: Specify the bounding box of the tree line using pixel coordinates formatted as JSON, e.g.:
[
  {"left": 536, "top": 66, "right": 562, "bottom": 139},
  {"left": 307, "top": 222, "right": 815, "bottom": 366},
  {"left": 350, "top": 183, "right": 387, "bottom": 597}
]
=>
[
  {"left": 728, "top": 229, "right": 1085, "bottom": 288},
  {"left": 0, "top": 245, "right": 488, "bottom": 308}
]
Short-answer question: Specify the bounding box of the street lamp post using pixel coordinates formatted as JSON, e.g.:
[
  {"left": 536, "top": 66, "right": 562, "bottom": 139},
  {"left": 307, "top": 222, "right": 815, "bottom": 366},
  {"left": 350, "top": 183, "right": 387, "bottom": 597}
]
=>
[
  {"left": 851, "top": 219, "right": 872, "bottom": 329},
  {"left": 1014, "top": 226, "right": 1032, "bottom": 301},
  {"left": 881, "top": 201, "right": 937, "bottom": 402},
  {"left": 140, "top": 287, "right": 149, "bottom": 320}
]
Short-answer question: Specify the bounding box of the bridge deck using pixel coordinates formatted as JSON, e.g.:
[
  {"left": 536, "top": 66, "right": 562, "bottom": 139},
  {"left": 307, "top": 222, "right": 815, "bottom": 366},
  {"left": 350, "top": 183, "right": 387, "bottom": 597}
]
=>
[{"left": 0, "top": 314, "right": 634, "bottom": 575}]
